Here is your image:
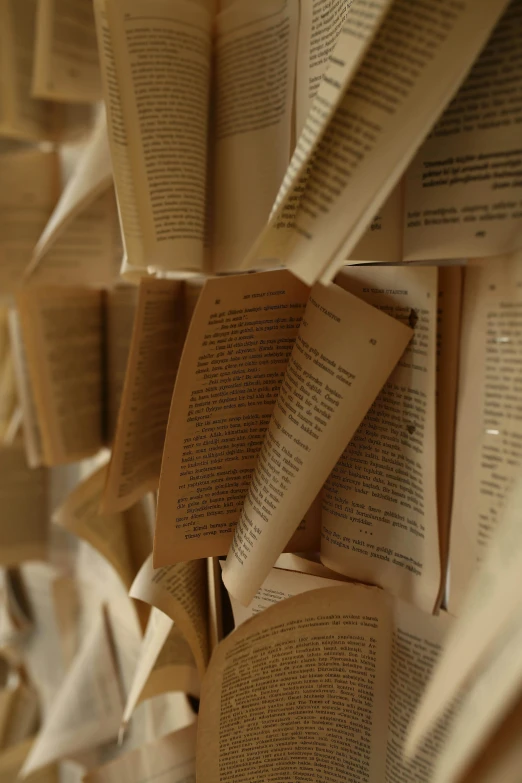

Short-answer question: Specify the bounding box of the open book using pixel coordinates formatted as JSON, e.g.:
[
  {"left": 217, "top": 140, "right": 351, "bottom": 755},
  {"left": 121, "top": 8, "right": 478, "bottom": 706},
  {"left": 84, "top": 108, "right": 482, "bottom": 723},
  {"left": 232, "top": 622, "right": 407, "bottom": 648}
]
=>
[
  {"left": 12, "top": 284, "right": 137, "bottom": 465},
  {"left": 32, "top": 0, "right": 102, "bottom": 104},
  {"left": 198, "top": 575, "right": 451, "bottom": 781},
  {"left": 95, "top": 0, "right": 514, "bottom": 281},
  {"left": 0, "top": 0, "right": 94, "bottom": 142},
  {"left": 152, "top": 265, "right": 464, "bottom": 612}
]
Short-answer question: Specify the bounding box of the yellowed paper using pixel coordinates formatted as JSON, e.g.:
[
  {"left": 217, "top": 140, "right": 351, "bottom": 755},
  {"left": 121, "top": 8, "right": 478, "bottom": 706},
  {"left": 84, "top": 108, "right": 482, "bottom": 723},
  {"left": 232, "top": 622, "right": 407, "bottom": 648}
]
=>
[
  {"left": 103, "top": 278, "right": 187, "bottom": 513},
  {"left": 32, "top": 0, "right": 101, "bottom": 103},
  {"left": 154, "top": 270, "right": 311, "bottom": 563},
  {"left": 130, "top": 555, "right": 209, "bottom": 678},
  {"left": 122, "top": 607, "right": 199, "bottom": 727},
  {"left": 17, "top": 286, "right": 104, "bottom": 465},
  {"left": 244, "top": 0, "right": 510, "bottom": 286},
  {"left": 223, "top": 279, "right": 412, "bottom": 605},
  {"left": 319, "top": 266, "right": 440, "bottom": 612}
]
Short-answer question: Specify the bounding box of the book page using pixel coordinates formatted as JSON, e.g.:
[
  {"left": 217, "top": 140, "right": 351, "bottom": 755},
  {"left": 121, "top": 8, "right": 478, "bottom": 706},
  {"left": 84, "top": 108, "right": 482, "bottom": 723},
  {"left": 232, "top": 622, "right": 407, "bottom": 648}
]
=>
[
  {"left": 21, "top": 608, "right": 123, "bottom": 776},
  {"left": 102, "top": 278, "right": 188, "bottom": 513},
  {"left": 428, "top": 612, "right": 522, "bottom": 783},
  {"left": 404, "top": 1, "right": 522, "bottom": 261},
  {"left": 0, "top": 678, "right": 39, "bottom": 749},
  {"left": 105, "top": 0, "right": 212, "bottom": 273},
  {"left": 122, "top": 607, "right": 199, "bottom": 727},
  {"left": 83, "top": 723, "right": 197, "bottom": 783},
  {"left": 449, "top": 252, "right": 522, "bottom": 612},
  {"left": 319, "top": 266, "right": 439, "bottom": 613},
  {"left": 28, "top": 187, "right": 122, "bottom": 288},
  {"left": 198, "top": 584, "right": 393, "bottom": 782},
  {"left": 104, "top": 285, "right": 138, "bottom": 443},
  {"left": 17, "top": 286, "right": 104, "bottom": 465},
  {"left": 212, "top": 0, "right": 299, "bottom": 272},
  {"left": 224, "top": 562, "right": 348, "bottom": 628},
  {"left": 154, "top": 270, "right": 314, "bottom": 564},
  {"left": 0, "top": 0, "right": 56, "bottom": 141},
  {"left": 222, "top": 279, "right": 412, "bottom": 606},
  {"left": 406, "top": 478, "right": 522, "bottom": 757},
  {"left": 385, "top": 602, "right": 452, "bottom": 782},
  {"left": 130, "top": 555, "right": 209, "bottom": 677},
  {"left": 19, "top": 563, "right": 68, "bottom": 717},
  {"left": 93, "top": 0, "right": 145, "bottom": 275},
  {"left": 32, "top": 0, "right": 101, "bottom": 103},
  {"left": 0, "top": 441, "right": 48, "bottom": 566},
  {"left": 435, "top": 266, "right": 462, "bottom": 605},
  {"left": 53, "top": 465, "right": 135, "bottom": 591},
  {"left": 0, "top": 148, "right": 59, "bottom": 297},
  {"left": 7, "top": 310, "right": 44, "bottom": 467},
  {"left": 26, "top": 111, "right": 112, "bottom": 277},
  {"left": 244, "top": 0, "right": 510, "bottom": 286},
  {"left": 294, "top": 0, "right": 403, "bottom": 263},
  {"left": 0, "top": 312, "right": 18, "bottom": 442}
]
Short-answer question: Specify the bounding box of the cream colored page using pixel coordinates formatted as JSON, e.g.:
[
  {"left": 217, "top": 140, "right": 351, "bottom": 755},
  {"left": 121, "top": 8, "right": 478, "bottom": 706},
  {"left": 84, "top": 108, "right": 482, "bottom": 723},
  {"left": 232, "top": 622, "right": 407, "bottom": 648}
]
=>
[
  {"left": 122, "top": 608, "right": 199, "bottom": 726},
  {"left": 246, "top": 0, "right": 510, "bottom": 286},
  {"left": 130, "top": 555, "right": 209, "bottom": 677},
  {"left": 431, "top": 613, "right": 522, "bottom": 783},
  {"left": 294, "top": 3, "right": 404, "bottom": 262},
  {"left": 212, "top": 0, "right": 298, "bottom": 272},
  {"left": 320, "top": 266, "right": 439, "bottom": 613},
  {"left": 405, "top": 479, "right": 522, "bottom": 756},
  {"left": 22, "top": 609, "right": 123, "bottom": 776},
  {"left": 83, "top": 723, "right": 197, "bottom": 783},
  {"left": 72, "top": 543, "right": 143, "bottom": 699},
  {"left": 0, "top": 442, "right": 48, "bottom": 565},
  {"left": 385, "top": 603, "right": 451, "bottom": 782},
  {"left": 198, "top": 584, "right": 392, "bottom": 782},
  {"left": 27, "top": 111, "right": 112, "bottom": 274},
  {"left": 7, "top": 310, "right": 43, "bottom": 467},
  {"left": 449, "top": 252, "right": 522, "bottom": 612},
  {"left": 206, "top": 557, "right": 222, "bottom": 651},
  {"left": 404, "top": 2, "right": 522, "bottom": 262},
  {"left": 435, "top": 266, "right": 462, "bottom": 600},
  {"left": 107, "top": 0, "right": 212, "bottom": 273},
  {"left": 17, "top": 286, "right": 104, "bottom": 465},
  {"left": 294, "top": 0, "right": 351, "bottom": 135},
  {"left": 32, "top": 0, "right": 101, "bottom": 103},
  {"left": 93, "top": 0, "right": 144, "bottom": 273},
  {"left": 223, "top": 280, "right": 412, "bottom": 606},
  {"left": 0, "top": 148, "right": 58, "bottom": 297},
  {"left": 53, "top": 465, "right": 135, "bottom": 590},
  {"left": 0, "top": 739, "right": 58, "bottom": 783},
  {"left": 225, "top": 563, "right": 347, "bottom": 628},
  {"left": 28, "top": 188, "right": 122, "bottom": 288},
  {"left": 266, "top": 0, "right": 391, "bottom": 222},
  {"left": 104, "top": 285, "right": 138, "bottom": 443},
  {"left": 19, "top": 563, "right": 68, "bottom": 717},
  {"left": 1, "top": 0, "right": 56, "bottom": 141},
  {"left": 102, "top": 279, "right": 187, "bottom": 513},
  {"left": 154, "top": 270, "right": 312, "bottom": 564}
]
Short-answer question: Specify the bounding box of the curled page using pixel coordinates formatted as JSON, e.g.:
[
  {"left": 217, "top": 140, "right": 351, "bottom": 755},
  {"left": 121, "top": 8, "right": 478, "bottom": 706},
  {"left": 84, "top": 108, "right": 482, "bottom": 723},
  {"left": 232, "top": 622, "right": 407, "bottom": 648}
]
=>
[
  {"left": 26, "top": 110, "right": 112, "bottom": 278},
  {"left": 154, "top": 270, "right": 313, "bottom": 563},
  {"left": 122, "top": 607, "right": 199, "bottom": 728},
  {"left": 320, "top": 266, "right": 440, "bottom": 612},
  {"left": 243, "top": 0, "right": 510, "bottom": 285},
  {"left": 130, "top": 555, "right": 209, "bottom": 678},
  {"left": 222, "top": 280, "right": 412, "bottom": 605},
  {"left": 21, "top": 608, "right": 123, "bottom": 777}
]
